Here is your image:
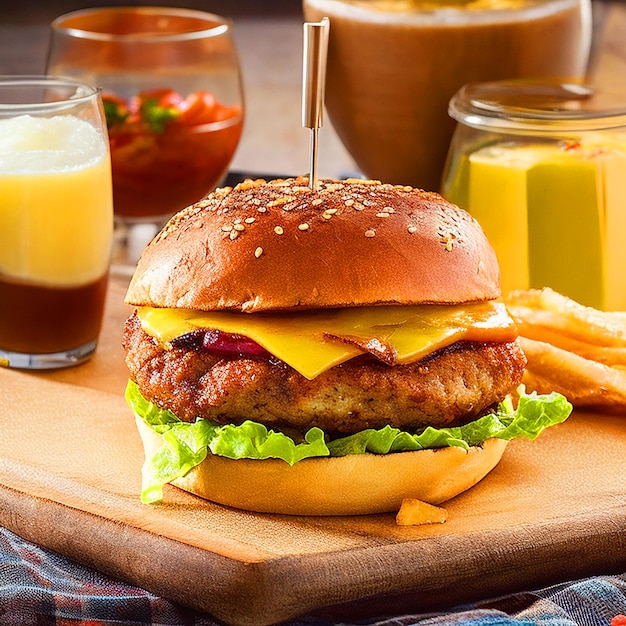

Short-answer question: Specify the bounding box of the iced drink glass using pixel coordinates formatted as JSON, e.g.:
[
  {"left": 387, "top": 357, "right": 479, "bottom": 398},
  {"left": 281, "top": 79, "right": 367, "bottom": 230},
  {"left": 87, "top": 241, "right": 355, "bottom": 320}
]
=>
[{"left": 0, "top": 76, "right": 113, "bottom": 369}]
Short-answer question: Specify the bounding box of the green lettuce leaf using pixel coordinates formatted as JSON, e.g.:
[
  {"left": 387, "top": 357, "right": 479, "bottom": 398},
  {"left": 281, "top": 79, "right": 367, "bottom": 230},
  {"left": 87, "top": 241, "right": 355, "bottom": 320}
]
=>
[{"left": 126, "top": 380, "right": 572, "bottom": 504}]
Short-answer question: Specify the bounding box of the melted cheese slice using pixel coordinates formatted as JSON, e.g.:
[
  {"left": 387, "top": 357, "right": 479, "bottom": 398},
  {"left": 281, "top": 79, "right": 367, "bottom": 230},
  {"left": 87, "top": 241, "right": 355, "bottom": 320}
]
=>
[{"left": 138, "top": 302, "right": 516, "bottom": 380}]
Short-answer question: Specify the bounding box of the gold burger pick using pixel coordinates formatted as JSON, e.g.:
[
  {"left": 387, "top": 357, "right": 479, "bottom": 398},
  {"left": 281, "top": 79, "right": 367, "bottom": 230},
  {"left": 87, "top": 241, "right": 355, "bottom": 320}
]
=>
[{"left": 302, "top": 16, "right": 329, "bottom": 190}]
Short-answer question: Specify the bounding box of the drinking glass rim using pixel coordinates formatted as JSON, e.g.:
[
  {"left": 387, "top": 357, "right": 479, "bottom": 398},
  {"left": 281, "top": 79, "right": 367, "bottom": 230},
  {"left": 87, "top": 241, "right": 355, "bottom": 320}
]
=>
[
  {"left": 449, "top": 79, "right": 626, "bottom": 133},
  {"left": 302, "top": 0, "right": 582, "bottom": 25},
  {"left": 51, "top": 6, "right": 231, "bottom": 43},
  {"left": 0, "top": 75, "right": 100, "bottom": 114}
]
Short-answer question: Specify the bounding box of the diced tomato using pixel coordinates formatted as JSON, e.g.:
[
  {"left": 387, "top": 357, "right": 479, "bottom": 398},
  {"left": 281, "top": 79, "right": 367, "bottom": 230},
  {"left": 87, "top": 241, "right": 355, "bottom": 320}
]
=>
[
  {"left": 176, "top": 91, "right": 217, "bottom": 126},
  {"left": 104, "top": 88, "right": 239, "bottom": 133},
  {"left": 212, "top": 102, "right": 241, "bottom": 122},
  {"left": 611, "top": 616, "right": 626, "bottom": 626}
]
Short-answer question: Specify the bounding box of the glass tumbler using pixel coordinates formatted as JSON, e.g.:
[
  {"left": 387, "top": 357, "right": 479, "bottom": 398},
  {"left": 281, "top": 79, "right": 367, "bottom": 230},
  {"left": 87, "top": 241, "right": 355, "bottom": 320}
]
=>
[
  {"left": 0, "top": 76, "right": 113, "bottom": 369},
  {"left": 46, "top": 7, "right": 244, "bottom": 268}
]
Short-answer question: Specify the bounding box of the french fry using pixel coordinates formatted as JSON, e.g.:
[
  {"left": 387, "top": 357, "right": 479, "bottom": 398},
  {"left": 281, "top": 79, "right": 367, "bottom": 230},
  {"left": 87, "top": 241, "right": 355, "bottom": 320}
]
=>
[
  {"left": 503, "top": 288, "right": 626, "bottom": 412},
  {"left": 396, "top": 499, "right": 447, "bottom": 526},
  {"left": 512, "top": 322, "right": 626, "bottom": 368},
  {"left": 505, "top": 288, "right": 626, "bottom": 348},
  {"left": 519, "top": 337, "right": 626, "bottom": 413}
]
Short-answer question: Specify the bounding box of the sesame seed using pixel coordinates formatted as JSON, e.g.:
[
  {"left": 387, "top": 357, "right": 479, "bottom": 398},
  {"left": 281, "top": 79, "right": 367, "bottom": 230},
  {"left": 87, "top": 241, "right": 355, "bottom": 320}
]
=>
[
  {"left": 322, "top": 212, "right": 333, "bottom": 220},
  {"left": 439, "top": 232, "right": 456, "bottom": 251},
  {"left": 346, "top": 177, "right": 380, "bottom": 186},
  {"left": 298, "top": 223, "right": 309, "bottom": 231},
  {"left": 221, "top": 225, "right": 233, "bottom": 232},
  {"left": 267, "top": 195, "right": 295, "bottom": 208},
  {"left": 325, "top": 182, "right": 345, "bottom": 192},
  {"left": 365, "top": 229, "right": 376, "bottom": 238},
  {"left": 326, "top": 208, "right": 338, "bottom": 214},
  {"left": 376, "top": 212, "right": 390, "bottom": 218},
  {"left": 344, "top": 199, "right": 355, "bottom": 207},
  {"left": 229, "top": 230, "right": 239, "bottom": 240},
  {"left": 233, "top": 223, "right": 245, "bottom": 232},
  {"left": 245, "top": 217, "right": 256, "bottom": 224},
  {"left": 311, "top": 198, "right": 323, "bottom": 206},
  {"left": 258, "top": 207, "right": 267, "bottom": 213},
  {"left": 254, "top": 246, "right": 263, "bottom": 258},
  {"left": 238, "top": 179, "right": 266, "bottom": 191},
  {"left": 408, "top": 225, "right": 418, "bottom": 234},
  {"left": 274, "top": 226, "right": 284, "bottom": 235}
]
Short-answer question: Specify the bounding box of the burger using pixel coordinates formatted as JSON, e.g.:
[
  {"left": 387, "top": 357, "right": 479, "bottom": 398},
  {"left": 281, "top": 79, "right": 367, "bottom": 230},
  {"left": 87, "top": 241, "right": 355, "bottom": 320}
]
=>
[{"left": 122, "top": 176, "right": 571, "bottom": 515}]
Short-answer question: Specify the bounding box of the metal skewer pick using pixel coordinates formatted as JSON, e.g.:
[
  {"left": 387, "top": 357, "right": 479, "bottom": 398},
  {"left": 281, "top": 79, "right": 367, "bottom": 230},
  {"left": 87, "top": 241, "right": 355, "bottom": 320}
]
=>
[{"left": 302, "top": 17, "right": 330, "bottom": 190}]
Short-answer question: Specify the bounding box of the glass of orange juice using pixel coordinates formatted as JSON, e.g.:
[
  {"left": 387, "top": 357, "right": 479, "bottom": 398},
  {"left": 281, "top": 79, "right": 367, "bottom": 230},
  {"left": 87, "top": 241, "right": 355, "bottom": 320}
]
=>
[
  {"left": 0, "top": 76, "right": 113, "bottom": 369},
  {"left": 46, "top": 7, "right": 244, "bottom": 270}
]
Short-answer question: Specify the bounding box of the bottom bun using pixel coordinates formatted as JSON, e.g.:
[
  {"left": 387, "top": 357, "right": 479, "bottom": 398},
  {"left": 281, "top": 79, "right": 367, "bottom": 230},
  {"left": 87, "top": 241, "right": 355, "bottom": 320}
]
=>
[{"left": 136, "top": 416, "right": 507, "bottom": 516}]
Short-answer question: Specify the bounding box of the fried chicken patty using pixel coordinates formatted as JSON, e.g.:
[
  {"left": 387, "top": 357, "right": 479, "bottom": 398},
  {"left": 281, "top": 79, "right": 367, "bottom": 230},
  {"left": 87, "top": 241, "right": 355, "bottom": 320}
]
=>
[{"left": 123, "top": 313, "right": 526, "bottom": 434}]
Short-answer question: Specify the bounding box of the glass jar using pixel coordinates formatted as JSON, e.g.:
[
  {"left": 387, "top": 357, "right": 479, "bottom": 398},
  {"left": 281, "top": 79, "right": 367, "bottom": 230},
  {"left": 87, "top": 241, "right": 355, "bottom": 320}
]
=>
[
  {"left": 303, "top": 0, "right": 592, "bottom": 192},
  {"left": 442, "top": 80, "right": 626, "bottom": 311}
]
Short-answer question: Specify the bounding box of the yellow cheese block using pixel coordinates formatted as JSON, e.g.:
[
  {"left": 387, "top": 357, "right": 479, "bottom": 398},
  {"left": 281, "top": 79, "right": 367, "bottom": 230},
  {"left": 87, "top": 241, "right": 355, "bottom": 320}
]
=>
[{"left": 138, "top": 302, "right": 515, "bottom": 380}]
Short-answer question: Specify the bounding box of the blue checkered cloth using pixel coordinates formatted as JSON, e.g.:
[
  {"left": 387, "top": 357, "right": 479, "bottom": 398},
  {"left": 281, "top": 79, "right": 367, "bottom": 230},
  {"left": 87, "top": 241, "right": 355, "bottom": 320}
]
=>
[{"left": 1, "top": 526, "right": 625, "bottom": 625}]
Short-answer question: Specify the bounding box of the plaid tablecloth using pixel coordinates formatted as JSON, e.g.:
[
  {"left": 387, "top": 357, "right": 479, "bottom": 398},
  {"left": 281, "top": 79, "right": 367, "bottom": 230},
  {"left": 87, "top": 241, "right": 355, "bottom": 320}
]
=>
[{"left": 1, "top": 525, "right": 625, "bottom": 626}]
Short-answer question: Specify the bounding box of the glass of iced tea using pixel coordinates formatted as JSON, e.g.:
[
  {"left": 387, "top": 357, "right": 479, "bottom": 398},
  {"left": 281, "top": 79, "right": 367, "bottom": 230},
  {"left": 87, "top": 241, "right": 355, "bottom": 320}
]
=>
[
  {"left": 46, "top": 7, "right": 244, "bottom": 268},
  {"left": 0, "top": 76, "right": 113, "bottom": 369}
]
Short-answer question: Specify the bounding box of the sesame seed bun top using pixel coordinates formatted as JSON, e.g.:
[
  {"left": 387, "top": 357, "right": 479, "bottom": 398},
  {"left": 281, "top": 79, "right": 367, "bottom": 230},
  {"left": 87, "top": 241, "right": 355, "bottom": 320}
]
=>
[{"left": 125, "top": 177, "right": 501, "bottom": 312}]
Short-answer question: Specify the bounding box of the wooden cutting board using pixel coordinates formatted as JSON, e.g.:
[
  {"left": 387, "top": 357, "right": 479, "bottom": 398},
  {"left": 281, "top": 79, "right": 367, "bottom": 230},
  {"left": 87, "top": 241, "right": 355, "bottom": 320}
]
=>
[{"left": 1, "top": 277, "right": 625, "bottom": 626}]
